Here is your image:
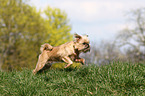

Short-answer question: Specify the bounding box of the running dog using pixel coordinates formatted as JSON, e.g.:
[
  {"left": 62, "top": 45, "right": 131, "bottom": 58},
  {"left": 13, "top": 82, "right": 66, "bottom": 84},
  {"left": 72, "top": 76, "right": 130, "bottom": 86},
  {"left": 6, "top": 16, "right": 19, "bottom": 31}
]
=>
[{"left": 33, "top": 34, "right": 90, "bottom": 74}]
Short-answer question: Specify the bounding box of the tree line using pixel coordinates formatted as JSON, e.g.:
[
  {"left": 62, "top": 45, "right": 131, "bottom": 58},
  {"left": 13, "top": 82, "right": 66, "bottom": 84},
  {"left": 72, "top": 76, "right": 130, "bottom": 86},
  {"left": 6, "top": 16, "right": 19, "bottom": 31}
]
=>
[
  {"left": 82, "top": 8, "right": 145, "bottom": 65},
  {"left": 0, "top": 0, "right": 72, "bottom": 71}
]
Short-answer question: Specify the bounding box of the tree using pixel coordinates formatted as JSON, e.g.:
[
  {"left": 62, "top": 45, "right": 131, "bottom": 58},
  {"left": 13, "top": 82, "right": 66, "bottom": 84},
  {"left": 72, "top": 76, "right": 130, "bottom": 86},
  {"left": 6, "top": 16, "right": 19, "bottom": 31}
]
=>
[
  {"left": 0, "top": 0, "right": 72, "bottom": 71},
  {"left": 44, "top": 6, "right": 73, "bottom": 46},
  {"left": 116, "top": 8, "right": 145, "bottom": 62},
  {"left": 0, "top": 0, "right": 47, "bottom": 70}
]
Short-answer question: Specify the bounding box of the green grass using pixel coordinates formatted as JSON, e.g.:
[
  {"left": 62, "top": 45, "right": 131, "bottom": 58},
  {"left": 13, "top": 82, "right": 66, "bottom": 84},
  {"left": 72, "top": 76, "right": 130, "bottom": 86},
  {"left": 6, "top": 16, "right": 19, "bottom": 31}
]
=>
[{"left": 0, "top": 62, "right": 145, "bottom": 96}]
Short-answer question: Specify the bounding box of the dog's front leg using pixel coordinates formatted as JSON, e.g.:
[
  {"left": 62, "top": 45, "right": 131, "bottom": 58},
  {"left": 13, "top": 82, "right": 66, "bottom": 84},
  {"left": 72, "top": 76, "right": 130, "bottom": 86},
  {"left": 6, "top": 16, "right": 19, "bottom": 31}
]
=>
[
  {"left": 62, "top": 56, "right": 73, "bottom": 68},
  {"left": 75, "top": 58, "right": 85, "bottom": 65}
]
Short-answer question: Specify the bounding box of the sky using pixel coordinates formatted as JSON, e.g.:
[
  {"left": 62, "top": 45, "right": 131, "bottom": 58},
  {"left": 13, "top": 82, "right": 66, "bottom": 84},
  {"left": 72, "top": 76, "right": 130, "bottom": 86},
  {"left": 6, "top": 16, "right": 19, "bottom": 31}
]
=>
[{"left": 29, "top": 0, "right": 145, "bottom": 43}]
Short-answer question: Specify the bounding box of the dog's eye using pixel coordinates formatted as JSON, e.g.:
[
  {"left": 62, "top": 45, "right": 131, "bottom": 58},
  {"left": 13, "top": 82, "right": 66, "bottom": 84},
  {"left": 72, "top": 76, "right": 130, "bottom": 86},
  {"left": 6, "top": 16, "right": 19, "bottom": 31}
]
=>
[{"left": 83, "top": 43, "right": 87, "bottom": 45}]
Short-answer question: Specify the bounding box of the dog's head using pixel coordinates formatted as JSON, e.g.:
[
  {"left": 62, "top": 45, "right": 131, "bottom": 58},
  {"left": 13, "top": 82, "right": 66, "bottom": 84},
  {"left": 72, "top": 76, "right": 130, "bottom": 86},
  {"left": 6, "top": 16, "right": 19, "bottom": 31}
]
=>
[{"left": 74, "top": 34, "right": 90, "bottom": 53}]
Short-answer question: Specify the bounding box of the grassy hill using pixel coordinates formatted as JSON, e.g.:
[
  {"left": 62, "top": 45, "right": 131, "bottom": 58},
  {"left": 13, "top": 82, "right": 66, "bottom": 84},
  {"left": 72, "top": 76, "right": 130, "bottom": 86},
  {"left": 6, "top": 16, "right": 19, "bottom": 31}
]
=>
[{"left": 0, "top": 62, "right": 145, "bottom": 96}]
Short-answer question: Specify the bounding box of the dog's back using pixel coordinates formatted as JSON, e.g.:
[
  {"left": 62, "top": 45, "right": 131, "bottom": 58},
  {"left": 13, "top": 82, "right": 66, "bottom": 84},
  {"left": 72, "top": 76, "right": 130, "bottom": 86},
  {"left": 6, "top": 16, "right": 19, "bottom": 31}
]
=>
[{"left": 49, "top": 41, "right": 75, "bottom": 57}]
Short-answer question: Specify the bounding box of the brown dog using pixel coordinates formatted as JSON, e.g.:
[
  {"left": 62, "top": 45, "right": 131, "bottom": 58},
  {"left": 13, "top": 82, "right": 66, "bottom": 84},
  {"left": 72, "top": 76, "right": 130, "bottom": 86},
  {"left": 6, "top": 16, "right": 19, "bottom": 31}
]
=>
[{"left": 33, "top": 34, "right": 90, "bottom": 74}]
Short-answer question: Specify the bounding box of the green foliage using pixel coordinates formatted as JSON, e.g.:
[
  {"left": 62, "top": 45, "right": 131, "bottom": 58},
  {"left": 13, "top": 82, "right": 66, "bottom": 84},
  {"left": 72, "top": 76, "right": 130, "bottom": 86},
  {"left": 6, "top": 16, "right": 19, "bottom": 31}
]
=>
[
  {"left": 44, "top": 6, "right": 73, "bottom": 46},
  {"left": 0, "top": 62, "right": 144, "bottom": 95},
  {"left": 0, "top": 0, "right": 72, "bottom": 71}
]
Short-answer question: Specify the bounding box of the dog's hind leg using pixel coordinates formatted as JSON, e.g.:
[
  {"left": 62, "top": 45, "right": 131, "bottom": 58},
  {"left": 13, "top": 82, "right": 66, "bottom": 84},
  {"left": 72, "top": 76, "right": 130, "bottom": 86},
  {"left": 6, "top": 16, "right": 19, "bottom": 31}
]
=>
[
  {"left": 33, "top": 51, "right": 49, "bottom": 74},
  {"left": 62, "top": 56, "right": 73, "bottom": 68}
]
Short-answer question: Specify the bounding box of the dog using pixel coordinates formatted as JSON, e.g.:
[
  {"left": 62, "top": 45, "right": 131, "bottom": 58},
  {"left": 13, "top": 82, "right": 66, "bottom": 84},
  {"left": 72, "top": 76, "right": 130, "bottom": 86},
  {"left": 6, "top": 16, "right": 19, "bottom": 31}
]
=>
[{"left": 33, "top": 34, "right": 90, "bottom": 74}]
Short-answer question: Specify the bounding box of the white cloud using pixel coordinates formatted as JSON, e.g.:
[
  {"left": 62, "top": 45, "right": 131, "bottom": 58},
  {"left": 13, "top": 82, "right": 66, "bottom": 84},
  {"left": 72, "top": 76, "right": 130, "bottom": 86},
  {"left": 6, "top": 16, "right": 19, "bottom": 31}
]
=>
[
  {"left": 29, "top": 0, "right": 145, "bottom": 22},
  {"left": 29, "top": 0, "right": 48, "bottom": 10},
  {"left": 29, "top": 0, "right": 145, "bottom": 42}
]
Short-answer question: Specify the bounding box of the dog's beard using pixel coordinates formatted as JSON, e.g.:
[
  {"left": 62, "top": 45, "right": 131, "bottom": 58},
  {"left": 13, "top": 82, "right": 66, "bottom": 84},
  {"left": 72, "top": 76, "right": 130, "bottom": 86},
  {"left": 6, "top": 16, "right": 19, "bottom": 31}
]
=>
[
  {"left": 83, "top": 47, "right": 90, "bottom": 53},
  {"left": 78, "top": 44, "right": 90, "bottom": 53},
  {"left": 84, "top": 48, "right": 90, "bottom": 52}
]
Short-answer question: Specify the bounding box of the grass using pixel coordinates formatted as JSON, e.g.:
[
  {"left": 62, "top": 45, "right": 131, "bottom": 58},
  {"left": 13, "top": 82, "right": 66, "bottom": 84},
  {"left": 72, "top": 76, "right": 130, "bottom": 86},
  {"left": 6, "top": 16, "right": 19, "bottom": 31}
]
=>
[{"left": 0, "top": 62, "right": 145, "bottom": 96}]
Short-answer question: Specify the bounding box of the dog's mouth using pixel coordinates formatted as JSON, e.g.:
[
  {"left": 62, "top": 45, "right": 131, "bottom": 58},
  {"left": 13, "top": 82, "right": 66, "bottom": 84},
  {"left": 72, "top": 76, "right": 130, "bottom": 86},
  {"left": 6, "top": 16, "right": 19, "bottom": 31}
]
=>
[
  {"left": 74, "top": 43, "right": 90, "bottom": 53},
  {"left": 82, "top": 44, "right": 90, "bottom": 53},
  {"left": 83, "top": 47, "right": 90, "bottom": 53}
]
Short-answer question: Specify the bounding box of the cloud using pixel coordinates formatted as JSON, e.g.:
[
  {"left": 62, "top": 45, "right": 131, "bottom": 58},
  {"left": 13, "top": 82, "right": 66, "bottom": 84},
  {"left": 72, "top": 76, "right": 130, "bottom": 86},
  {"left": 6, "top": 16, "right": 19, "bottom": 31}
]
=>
[
  {"left": 29, "top": 0, "right": 145, "bottom": 42},
  {"left": 29, "top": 0, "right": 145, "bottom": 22},
  {"left": 29, "top": 0, "right": 48, "bottom": 10}
]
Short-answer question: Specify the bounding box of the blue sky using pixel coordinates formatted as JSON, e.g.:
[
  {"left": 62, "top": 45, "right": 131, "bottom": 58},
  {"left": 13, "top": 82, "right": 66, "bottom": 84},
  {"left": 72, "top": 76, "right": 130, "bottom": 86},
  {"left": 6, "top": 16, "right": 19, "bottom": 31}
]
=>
[{"left": 29, "top": 0, "right": 145, "bottom": 43}]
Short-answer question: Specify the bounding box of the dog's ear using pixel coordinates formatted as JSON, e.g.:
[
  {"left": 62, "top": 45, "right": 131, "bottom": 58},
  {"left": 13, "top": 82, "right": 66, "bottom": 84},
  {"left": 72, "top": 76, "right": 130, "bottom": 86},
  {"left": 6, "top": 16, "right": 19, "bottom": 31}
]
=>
[
  {"left": 85, "top": 35, "right": 88, "bottom": 37},
  {"left": 74, "top": 34, "right": 82, "bottom": 42},
  {"left": 74, "top": 33, "right": 82, "bottom": 39}
]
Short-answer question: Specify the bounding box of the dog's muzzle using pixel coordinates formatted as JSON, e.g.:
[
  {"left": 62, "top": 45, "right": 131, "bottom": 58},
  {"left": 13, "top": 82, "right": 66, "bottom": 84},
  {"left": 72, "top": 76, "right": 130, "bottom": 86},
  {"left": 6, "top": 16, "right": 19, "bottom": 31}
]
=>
[{"left": 84, "top": 44, "right": 90, "bottom": 53}]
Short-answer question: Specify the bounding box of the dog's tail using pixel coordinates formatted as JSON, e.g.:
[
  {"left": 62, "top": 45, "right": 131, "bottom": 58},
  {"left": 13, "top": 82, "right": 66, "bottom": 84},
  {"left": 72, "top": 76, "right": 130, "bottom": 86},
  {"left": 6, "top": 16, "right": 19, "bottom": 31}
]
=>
[{"left": 40, "top": 43, "right": 53, "bottom": 52}]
